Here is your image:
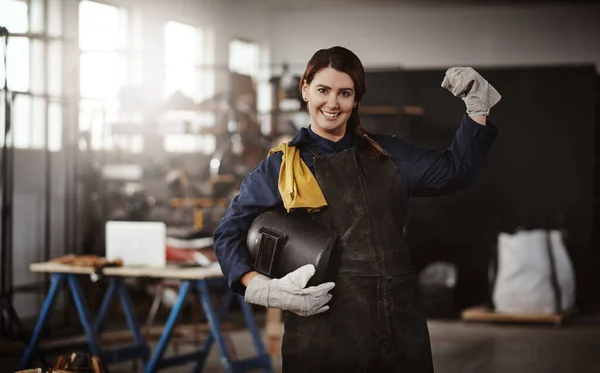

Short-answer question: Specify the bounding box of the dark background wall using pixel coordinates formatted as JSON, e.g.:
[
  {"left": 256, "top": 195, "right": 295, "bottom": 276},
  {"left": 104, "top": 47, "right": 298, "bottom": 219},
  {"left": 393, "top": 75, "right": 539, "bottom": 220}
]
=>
[{"left": 360, "top": 66, "right": 597, "bottom": 311}]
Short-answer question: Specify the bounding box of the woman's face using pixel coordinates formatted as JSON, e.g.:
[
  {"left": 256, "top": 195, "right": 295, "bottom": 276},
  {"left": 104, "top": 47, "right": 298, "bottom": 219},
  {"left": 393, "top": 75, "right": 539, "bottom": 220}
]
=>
[{"left": 302, "top": 67, "right": 356, "bottom": 141}]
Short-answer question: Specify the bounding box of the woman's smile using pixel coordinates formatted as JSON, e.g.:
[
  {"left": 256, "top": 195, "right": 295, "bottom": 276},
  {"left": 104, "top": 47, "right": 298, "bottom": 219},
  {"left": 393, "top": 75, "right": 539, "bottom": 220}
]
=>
[{"left": 321, "top": 110, "right": 340, "bottom": 120}]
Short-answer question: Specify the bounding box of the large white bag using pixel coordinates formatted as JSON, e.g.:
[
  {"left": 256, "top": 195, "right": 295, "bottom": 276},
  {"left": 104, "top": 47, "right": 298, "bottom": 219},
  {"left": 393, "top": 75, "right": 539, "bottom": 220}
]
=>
[{"left": 492, "top": 229, "right": 575, "bottom": 315}]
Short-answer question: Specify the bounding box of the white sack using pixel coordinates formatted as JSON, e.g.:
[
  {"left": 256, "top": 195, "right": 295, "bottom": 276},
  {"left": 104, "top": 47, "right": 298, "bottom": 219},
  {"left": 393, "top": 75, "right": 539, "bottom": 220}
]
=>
[{"left": 493, "top": 229, "right": 575, "bottom": 314}]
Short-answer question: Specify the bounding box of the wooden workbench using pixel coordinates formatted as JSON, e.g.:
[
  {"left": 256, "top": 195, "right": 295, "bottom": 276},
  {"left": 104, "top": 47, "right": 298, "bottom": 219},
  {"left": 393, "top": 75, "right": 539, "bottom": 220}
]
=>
[{"left": 30, "top": 262, "right": 224, "bottom": 280}]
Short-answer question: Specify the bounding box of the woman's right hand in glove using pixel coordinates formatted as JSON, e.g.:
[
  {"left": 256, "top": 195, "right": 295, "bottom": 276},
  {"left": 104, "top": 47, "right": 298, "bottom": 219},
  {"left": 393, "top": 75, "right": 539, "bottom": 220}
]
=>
[{"left": 244, "top": 264, "right": 335, "bottom": 317}]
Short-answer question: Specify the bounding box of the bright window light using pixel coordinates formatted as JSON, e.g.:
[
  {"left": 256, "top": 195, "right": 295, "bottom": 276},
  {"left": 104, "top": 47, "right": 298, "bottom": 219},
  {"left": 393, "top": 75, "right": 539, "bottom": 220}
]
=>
[
  {"left": 79, "top": 0, "right": 133, "bottom": 152},
  {"left": 0, "top": 0, "right": 29, "bottom": 34},
  {"left": 0, "top": 0, "right": 30, "bottom": 92},
  {"left": 12, "top": 94, "right": 31, "bottom": 149},
  {"left": 79, "top": 1, "right": 128, "bottom": 99},
  {"left": 0, "top": 0, "right": 63, "bottom": 150},
  {"left": 165, "top": 22, "right": 196, "bottom": 66},
  {"left": 31, "top": 96, "right": 46, "bottom": 148},
  {"left": 229, "top": 39, "right": 260, "bottom": 79},
  {"left": 79, "top": 0, "right": 125, "bottom": 51},
  {"left": 0, "top": 1, "right": 30, "bottom": 148},
  {"left": 164, "top": 21, "right": 199, "bottom": 99},
  {"left": 1, "top": 37, "right": 30, "bottom": 92},
  {"left": 80, "top": 52, "right": 127, "bottom": 99},
  {"left": 163, "top": 21, "right": 216, "bottom": 154},
  {"left": 164, "top": 134, "right": 215, "bottom": 154}
]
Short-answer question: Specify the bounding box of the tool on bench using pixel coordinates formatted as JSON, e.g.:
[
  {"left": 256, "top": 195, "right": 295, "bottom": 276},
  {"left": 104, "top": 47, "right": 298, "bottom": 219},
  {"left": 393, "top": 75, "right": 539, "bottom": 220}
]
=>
[
  {"left": 50, "top": 255, "right": 123, "bottom": 282},
  {"left": 15, "top": 353, "right": 105, "bottom": 373}
]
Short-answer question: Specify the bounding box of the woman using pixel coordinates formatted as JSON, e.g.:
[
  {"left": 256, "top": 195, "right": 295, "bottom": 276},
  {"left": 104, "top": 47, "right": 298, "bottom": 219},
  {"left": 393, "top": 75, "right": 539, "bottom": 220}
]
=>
[{"left": 214, "top": 46, "right": 500, "bottom": 372}]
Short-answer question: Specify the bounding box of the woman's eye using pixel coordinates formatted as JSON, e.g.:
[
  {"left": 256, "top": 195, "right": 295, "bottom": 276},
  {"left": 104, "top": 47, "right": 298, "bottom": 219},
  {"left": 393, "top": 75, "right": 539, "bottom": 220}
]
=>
[
  {"left": 340, "top": 91, "right": 350, "bottom": 97},
  {"left": 317, "top": 88, "right": 327, "bottom": 94}
]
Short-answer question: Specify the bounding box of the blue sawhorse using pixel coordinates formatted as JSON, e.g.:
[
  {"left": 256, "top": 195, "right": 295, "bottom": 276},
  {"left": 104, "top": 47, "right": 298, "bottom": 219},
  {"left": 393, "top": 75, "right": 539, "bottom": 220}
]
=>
[
  {"left": 145, "top": 278, "right": 272, "bottom": 373},
  {"left": 21, "top": 273, "right": 150, "bottom": 371},
  {"left": 21, "top": 271, "right": 272, "bottom": 373}
]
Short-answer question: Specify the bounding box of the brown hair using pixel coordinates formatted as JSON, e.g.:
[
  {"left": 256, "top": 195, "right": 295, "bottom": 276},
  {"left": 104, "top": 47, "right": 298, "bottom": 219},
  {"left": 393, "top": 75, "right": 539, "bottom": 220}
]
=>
[{"left": 299, "top": 46, "right": 390, "bottom": 158}]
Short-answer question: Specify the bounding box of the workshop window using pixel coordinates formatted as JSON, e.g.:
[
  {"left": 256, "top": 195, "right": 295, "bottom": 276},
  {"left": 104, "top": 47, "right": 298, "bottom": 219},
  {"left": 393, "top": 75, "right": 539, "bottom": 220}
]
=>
[
  {"left": 229, "top": 39, "right": 260, "bottom": 80},
  {"left": 164, "top": 21, "right": 198, "bottom": 100},
  {"left": 0, "top": 0, "right": 29, "bottom": 91},
  {"left": 0, "top": 0, "right": 28, "bottom": 34},
  {"left": 79, "top": 0, "right": 140, "bottom": 152},
  {"left": 79, "top": 1, "right": 129, "bottom": 99},
  {"left": 0, "top": 0, "right": 63, "bottom": 150},
  {"left": 0, "top": 0, "right": 30, "bottom": 149},
  {"left": 228, "top": 38, "right": 269, "bottom": 121},
  {"left": 163, "top": 21, "right": 215, "bottom": 154}
]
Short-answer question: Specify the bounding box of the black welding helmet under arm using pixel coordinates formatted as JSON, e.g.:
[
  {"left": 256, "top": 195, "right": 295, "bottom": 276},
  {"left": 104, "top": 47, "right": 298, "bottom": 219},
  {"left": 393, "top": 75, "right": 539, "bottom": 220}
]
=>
[{"left": 246, "top": 209, "right": 337, "bottom": 286}]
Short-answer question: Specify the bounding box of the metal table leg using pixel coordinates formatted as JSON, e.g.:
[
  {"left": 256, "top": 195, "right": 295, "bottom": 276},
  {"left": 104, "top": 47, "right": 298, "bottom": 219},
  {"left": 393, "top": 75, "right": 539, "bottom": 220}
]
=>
[
  {"left": 197, "top": 280, "right": 272, "bottom": 373},
  {"left": 67, "top": 275, "right": 102, "bottom": 356},
  {"left": 144, "top": 280, "right": 191, "bottom": 373},
  {"left": 20, "top": 274, "right": 65, "bottom": 369},
  {"left": 116, "top": 278, "right": 149, "bottom": 363},
  {"left": 93, "top": 277, "right": 119, "bottom": 333}
]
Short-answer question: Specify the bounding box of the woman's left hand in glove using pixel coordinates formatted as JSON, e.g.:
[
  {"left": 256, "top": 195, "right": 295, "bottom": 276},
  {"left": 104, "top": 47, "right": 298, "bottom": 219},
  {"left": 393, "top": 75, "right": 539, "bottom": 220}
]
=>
[{"left": 441, "top": 67, "right": 501, "bottom": 116}]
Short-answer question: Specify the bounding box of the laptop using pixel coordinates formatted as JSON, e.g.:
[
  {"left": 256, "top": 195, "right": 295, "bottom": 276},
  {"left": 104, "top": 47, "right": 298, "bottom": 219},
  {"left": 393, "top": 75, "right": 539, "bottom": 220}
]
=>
[{"left": 105, "top": 221, "right": 167, "bottom": 267}]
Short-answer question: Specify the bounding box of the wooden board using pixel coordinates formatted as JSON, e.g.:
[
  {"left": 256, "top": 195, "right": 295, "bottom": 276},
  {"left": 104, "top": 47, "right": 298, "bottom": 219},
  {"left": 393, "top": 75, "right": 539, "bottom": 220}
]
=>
[
  {"left": 30, "top": 262, "right": 96, "bottom": 274},
  {"left": 461, "top": 306, "right": 573, "bottom": 325},
  {"left": 103, "top": 264, "right": 223, "bottom": 280},
  {"left": 30, "top": 262, "right": 224, "bottom": 280}
]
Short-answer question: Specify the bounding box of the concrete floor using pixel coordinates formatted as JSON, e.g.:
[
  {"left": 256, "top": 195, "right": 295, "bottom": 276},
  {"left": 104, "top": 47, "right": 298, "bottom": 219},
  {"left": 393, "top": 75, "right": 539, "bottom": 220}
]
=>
[
  {"left": 428, "top": 320, "right": 600, "bottom": 373},
  {"left": 3, "top": 319, "right": 600, "bottom": 373}
]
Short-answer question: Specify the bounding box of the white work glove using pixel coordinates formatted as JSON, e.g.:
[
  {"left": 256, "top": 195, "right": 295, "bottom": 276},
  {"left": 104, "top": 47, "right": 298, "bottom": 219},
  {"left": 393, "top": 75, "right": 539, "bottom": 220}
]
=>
[
  {"left": 441, "top": 67, "right": 501, "bottom": 116},
  {"left": 245, "top": 264, "right": 335, "bottom": 317}
]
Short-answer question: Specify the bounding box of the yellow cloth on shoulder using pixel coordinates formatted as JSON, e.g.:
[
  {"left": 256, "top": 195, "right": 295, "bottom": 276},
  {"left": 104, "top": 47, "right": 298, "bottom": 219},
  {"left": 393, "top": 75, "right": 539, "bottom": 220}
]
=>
[{"left": 269, "top": 143, "right": 328, "bottom": 212}]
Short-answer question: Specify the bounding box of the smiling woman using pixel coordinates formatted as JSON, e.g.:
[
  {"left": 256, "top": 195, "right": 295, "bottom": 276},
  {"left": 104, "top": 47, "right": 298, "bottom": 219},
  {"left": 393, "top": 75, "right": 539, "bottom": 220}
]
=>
[
  {"left": 300, "top": 46, "right": 390, "bottom": 156},
  {"left": 214, "top": 45, "right": 501, "bottom": 373},
  {"left": 301, "top": 67, "right": 355, "bottom": 140}
]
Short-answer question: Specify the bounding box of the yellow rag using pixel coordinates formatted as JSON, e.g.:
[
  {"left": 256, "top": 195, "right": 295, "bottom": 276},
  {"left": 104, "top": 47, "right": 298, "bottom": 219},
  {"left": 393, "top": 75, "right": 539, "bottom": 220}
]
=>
[{"left": 269, "top": 143, "right": 328, "bottom": 212}]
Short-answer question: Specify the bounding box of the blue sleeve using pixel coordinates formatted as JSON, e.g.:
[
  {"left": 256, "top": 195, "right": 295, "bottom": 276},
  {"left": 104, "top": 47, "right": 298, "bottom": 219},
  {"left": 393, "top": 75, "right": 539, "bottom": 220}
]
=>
[
  {"left": 213, "top": 153, "right": 283, "bottom": 295},
  {"left": 376, "top": 114, "right": 497, "bottom": 198},
  {"left": 408, "top": 115, "right": 497, "bottom": 197}
]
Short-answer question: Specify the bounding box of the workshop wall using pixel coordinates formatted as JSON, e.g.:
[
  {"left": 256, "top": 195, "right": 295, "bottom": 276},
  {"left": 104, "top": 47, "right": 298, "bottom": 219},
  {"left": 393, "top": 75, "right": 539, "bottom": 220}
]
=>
[
  {"left": 358, "top": 65, "right": 596, "bottom": 311},
  {"left": 403, "top": 66, "right": 595, "bottom": 311},
  {"left": 269, "top": 3, "right": 600, "bottom": 73}
]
